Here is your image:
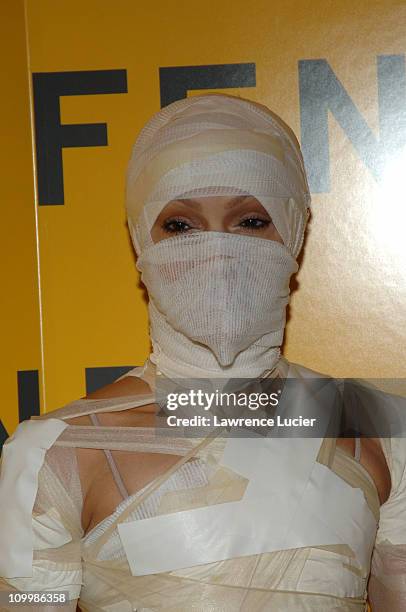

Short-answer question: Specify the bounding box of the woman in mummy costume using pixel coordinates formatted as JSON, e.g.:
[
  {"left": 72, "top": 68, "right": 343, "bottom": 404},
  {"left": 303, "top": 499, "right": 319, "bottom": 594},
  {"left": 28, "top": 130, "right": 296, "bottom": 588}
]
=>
[{"left": 0, "top": 93, "right": 405, "bottom": 611}]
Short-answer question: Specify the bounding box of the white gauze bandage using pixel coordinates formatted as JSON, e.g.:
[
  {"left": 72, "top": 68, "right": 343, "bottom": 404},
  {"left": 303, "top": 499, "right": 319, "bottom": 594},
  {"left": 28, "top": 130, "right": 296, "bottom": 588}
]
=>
[{"left": 126, "top": 94, "right": 311, "bottom": 379}]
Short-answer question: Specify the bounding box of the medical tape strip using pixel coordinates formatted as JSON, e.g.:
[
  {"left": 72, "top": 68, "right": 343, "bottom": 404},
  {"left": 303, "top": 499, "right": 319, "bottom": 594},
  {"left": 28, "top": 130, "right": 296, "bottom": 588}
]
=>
[
  {"left": 119, "top": 436, "right": 376, "bottom": 576},
  {"left": 32, "top": 393, "right": 157, "bottom": 421},
  {"left": 117, "top": 379, "right": 377, "bottom": 576},
  {"left": 288, "top": 462, "right": 377, "bottom": 571},
  {"left": 0, "top": 419, "right": 68, "bottom": 578}
]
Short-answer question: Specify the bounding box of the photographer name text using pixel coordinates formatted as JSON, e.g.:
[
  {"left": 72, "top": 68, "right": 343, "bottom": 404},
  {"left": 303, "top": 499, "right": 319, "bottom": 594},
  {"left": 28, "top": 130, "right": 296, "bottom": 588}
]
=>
[{"left": 166, "top": 415, "right": 317, "bottom": 428}]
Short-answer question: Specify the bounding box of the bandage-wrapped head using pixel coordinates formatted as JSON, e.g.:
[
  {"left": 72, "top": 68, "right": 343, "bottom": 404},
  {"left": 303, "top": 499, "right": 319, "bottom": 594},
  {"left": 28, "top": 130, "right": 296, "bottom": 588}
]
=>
[
  {"left": 127, "top": 93, "right": 310, "bottom": 257},
  {"left": 125, "top": 94, "right": 311, "bottom": 379}
]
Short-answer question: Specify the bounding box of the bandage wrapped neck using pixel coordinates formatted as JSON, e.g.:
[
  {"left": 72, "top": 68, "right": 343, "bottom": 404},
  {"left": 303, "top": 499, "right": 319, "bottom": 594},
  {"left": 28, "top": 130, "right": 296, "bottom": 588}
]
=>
[{"left": 126, "top": 94, "right": 311, "bottom": 379}]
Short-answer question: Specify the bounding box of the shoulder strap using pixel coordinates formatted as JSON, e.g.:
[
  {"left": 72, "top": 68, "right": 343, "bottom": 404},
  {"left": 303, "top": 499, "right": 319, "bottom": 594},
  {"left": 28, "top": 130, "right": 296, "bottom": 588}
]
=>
[
  {"left": 89, "top": 414, "right": 129, "bottom": 499},
  {"left": 354, "top": 435, "right": 362, "bottom": 462}
]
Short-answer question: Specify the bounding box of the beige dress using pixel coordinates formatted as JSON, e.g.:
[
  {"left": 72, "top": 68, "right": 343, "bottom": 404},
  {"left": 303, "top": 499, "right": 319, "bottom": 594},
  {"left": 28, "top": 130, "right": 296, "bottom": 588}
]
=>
[{"left": 0, "top": 358, "right": 405, "bottom": 612}]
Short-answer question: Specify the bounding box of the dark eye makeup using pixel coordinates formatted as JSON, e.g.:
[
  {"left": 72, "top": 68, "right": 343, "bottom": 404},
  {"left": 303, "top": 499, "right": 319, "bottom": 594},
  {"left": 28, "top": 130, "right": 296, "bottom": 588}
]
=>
[
  {"left": 237, "top": 215, "right": 271, "bottom": 231},
  {"left": 161, "top": 216, "right": 197, "bottom": 234},
  {"left": 161, "top": 214, "right": 272, "bottom": 235}
]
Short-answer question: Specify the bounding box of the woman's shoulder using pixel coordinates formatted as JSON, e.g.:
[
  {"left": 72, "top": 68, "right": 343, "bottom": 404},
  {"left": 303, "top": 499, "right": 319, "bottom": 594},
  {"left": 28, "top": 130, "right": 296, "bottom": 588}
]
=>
[
  {"left": 34, "top": 373, "right": 155, "bottom": 428},
  {"left": 69, "top": 374, "right": 155, "bottom": 427},
  {"left": 86, "top": 372, "right": 152, "bottom": 400}
]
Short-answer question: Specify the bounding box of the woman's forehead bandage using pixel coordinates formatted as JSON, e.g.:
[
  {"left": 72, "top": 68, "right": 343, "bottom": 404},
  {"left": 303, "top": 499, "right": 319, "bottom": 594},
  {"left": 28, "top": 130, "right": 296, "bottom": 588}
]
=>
[{"left": 126, "top": 95, "right": 311, "bottom": 259}]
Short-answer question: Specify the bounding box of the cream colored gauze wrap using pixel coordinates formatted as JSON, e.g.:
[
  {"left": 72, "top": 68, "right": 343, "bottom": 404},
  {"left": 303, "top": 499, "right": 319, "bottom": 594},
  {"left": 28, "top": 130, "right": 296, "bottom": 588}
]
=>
[
  {"left": 126, "top": 93, "right": 311, "bottom": 379},
  {"left": 1, "top": 94, "right": 406, "bottom": 612}
]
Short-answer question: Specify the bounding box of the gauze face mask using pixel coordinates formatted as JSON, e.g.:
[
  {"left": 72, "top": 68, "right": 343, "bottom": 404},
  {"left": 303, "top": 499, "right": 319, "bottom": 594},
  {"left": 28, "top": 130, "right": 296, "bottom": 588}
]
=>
[
  {"left": 126, "top": 94, "right": 311, "bottom": 379},
  {"left": 136, "top": 230, "right": 298, "bottom": 367}
]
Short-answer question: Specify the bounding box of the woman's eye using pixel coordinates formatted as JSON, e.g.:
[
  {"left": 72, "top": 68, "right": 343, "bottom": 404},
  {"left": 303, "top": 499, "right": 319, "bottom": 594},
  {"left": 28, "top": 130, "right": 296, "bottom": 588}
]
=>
[
  {"left": 162, "top": 218, "right": 193, "bottom": 234},
  {"left": 239, "top": 217, "right": 271, "bottom": 230}
]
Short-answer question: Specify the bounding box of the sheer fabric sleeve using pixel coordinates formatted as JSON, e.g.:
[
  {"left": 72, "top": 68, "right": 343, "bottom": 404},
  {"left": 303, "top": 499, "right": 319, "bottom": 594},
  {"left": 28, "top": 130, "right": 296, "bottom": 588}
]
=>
[
  {"left": 368, "top": 437, "right": 406, "bottom": 611},
  {"left": 0, "top": 422, "right": 84, "bottom": 611}
]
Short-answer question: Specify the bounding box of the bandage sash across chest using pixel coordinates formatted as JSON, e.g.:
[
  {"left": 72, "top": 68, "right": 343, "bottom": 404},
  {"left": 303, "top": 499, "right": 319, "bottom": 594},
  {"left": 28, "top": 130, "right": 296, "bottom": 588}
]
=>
[
  {"left": 113, "top": 375, "right": 377, "bottom": 576},
  {"left": 0, "top": 362, "right": 377, "bottom": 581}
]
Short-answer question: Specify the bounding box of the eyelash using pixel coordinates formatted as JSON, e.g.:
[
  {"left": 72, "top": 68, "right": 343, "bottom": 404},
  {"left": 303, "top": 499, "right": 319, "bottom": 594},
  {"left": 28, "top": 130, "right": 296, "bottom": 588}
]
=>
[
  {"left": 162, "top": 215, "right": 271, "bottom": 234},
  {"left": 239, "top": 216, "right": 271, "bottom": 231},
  {"left": 162, "top": 217, "right": 196, "bottom": 234}
]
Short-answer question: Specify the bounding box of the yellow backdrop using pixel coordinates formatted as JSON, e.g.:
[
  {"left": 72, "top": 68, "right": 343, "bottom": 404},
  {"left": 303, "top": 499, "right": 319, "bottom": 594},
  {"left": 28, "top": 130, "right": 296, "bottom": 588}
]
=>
[{"left": 2, "top": 0, "right": 405, "bottom": 446}]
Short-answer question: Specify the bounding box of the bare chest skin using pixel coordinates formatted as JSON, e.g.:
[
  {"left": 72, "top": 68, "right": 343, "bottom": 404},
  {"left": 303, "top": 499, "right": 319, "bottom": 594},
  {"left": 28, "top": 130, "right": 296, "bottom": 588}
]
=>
[{"left": 66, "top": 376, "right": 392, "bottom": 537}]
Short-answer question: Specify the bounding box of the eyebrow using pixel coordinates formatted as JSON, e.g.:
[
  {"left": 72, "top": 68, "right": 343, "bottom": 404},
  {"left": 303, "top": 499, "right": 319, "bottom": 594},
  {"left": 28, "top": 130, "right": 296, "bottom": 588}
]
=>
[{"left": 172, "top": 195, "right": 252, "bottom": 210}]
